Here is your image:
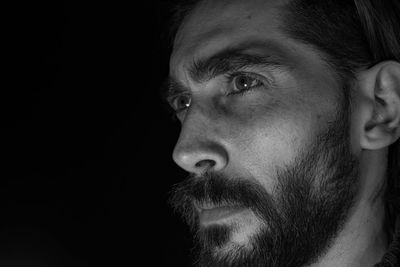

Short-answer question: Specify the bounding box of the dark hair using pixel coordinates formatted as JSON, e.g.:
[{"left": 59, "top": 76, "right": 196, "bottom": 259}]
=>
[
  {"left": 166, "top": 0, "right": 400, "bottom": 264},
  {"left": 279, "top": 1, "right": 400, "bottom": 265},
  {"left": 354, "top": 1, "right": 400, "bottom": 264}
]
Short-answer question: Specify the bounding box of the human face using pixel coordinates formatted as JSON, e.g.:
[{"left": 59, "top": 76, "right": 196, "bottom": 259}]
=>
[
  {"left": 167, "top": 0, "right": 360, "bottom": 266},
  {"left": 168, "top": 0, "right": 345, "bottom": 176}
]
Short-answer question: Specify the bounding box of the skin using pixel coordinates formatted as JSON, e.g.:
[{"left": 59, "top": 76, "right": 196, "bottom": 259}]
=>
[{"left": 168, "top": 0, "right": 400, "bottom": 266}]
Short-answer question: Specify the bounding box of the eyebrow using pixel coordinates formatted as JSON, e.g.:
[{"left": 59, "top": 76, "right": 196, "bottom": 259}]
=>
[
  {"left": 160, "top": 77, "right": 188, "bottom": 105},
  {"left": 161, "top": 40, "right": 293, "bottom": 103}
]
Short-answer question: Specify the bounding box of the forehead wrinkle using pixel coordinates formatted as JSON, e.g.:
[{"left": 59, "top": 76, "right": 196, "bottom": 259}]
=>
[{"left": 174, "top": 25, "right": 232, "bottom": 57}]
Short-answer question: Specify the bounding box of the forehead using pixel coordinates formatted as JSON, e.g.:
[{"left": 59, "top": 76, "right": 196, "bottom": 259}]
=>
[{"left": 170, "top": 0, "right": 291, "bottom": 74}]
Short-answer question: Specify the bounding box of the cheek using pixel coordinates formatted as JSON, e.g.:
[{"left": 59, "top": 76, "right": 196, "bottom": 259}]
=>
[{"left": 219, "top": 95, "right": 316, "bottom": 189}]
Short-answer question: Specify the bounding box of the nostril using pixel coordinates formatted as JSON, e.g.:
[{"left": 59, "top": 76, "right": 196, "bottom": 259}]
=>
[
  {"left": 195, "top": 159, "right": 216, "bottom": 169},
  {"left": 173, "top": 143, "right": 228, "bottom": 173}
]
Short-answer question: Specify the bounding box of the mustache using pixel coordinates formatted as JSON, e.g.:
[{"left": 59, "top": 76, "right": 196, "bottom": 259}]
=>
[{"left": 168, "top": 172, "right": 278, "bottom": 230}]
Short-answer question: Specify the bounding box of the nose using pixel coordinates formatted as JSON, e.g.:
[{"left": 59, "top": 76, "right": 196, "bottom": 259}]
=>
[
  {"left": 173, "top": 140, "right": 229, "bottom": 174},
  {"left": 172, "top": 106, "right": 229, "bottom": 174}
]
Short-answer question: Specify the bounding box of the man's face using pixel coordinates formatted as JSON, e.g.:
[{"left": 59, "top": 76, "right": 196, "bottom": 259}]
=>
[{"left": 168, "top": 0, "right": 360, "bottom": 266}]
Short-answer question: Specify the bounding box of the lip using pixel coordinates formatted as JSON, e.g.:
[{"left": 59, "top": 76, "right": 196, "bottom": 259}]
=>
[{"left": 198, "top": 205, "right": 247, "bottom": 225}]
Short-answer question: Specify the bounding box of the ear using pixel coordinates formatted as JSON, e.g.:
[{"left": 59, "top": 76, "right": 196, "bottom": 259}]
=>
[{"left": 359, "top": 61, "right": 400, "bottom": 150}]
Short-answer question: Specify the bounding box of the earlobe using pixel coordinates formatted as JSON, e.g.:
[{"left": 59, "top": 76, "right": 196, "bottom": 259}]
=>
[{"left": 360, "top": 61, "right": 400, "bottom": 150}]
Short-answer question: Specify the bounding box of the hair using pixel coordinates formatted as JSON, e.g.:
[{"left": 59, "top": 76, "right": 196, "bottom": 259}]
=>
[{"left": 165, "top": 0, "right": 400, "bottom": 265}]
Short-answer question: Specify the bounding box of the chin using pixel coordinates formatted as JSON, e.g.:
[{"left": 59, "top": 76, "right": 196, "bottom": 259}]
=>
[
  {"left": 208, "top": 213, "right": 263, "bottom": 254},
  {"left": 195, "top": 217, "right": 267, "bottom": 267}
]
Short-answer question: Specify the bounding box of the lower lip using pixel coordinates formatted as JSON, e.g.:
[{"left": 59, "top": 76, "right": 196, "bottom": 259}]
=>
[{"left": 199, "top": 206, "right": 247, "bottom": 225}]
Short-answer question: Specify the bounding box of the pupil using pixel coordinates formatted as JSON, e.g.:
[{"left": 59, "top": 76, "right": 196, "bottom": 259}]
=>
[
  {"left": 180, "top": 96, "right": 189, "bottom": 108},
  {"left": 238, "top": 76, "right": 250, "bottom": 89},
  {"left": 241, "top": 77, "right": 248, "bottom": 87}
]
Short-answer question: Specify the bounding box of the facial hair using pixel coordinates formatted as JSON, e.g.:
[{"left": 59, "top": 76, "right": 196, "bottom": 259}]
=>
[{"left": 169, "top": 94, "right": 360, "bottom": 267}]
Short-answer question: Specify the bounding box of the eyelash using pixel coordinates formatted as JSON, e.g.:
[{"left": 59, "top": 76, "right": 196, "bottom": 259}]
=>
[
  {"left": 169, "top": 72, "right": 267, "bottom": 116},
  {"left": 225, "top": 71, "right": 266, "bottom": 96}
]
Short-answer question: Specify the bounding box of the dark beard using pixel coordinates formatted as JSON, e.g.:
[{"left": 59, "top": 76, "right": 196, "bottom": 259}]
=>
[{"left": 169, "top": 96, "right": 360, "bottom": 267}]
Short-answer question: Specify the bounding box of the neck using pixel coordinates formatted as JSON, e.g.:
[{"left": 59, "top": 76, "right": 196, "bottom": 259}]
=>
[{"left": 310, "top": 149, "right": 389, "bottom": 267}]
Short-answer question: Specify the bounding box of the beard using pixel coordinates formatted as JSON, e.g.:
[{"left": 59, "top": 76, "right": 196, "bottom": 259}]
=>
[{"left": 169, "top": 94, "right": 360, "bottom": 267}]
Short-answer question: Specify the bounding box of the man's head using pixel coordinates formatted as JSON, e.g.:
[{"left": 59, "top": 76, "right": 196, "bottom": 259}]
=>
[{"left": 164, "top": 0, "right": 400, "bottom": 266}]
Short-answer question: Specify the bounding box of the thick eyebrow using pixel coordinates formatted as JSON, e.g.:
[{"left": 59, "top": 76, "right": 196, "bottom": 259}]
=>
[
  {"left": 162, "top": 40, "right": 294, "bottom": 103},
  {"left": 160, "top": 76, "right": 189, "bottom": 105},
  {"left": 189, "top": 50, "right": 291, "bottom": 84}
]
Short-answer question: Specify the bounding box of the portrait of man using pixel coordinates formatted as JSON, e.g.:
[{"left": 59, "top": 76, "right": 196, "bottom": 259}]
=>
[{"left": 163, "top": 0, "right": 400, "bottom": 266}]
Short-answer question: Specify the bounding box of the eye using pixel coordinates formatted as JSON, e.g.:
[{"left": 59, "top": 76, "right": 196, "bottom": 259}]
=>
[
  {"left": 170, "top": 94, "right": 191, "bottom": 112},
  {"left": 229, "top": 73, "right": 264, "bottom": 95}
]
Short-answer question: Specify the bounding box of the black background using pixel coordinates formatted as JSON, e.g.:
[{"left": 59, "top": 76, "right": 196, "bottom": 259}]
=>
[{"left": 2, "top": 1, "right": 193, "bottom": 266}]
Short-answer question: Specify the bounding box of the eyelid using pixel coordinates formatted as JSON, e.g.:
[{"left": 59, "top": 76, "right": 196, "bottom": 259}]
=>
[
  {"left": 227, "top": 68, "right": 272, "bottom": 84},
  {"left": 225, "top": 71, "right": 271, "bottom": 95},
  {"left": 168, "top": 91, "right": 192, "bottom": 113},
  {"left": 167, "top": 69, "right": 271, "bottom": 113}
]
